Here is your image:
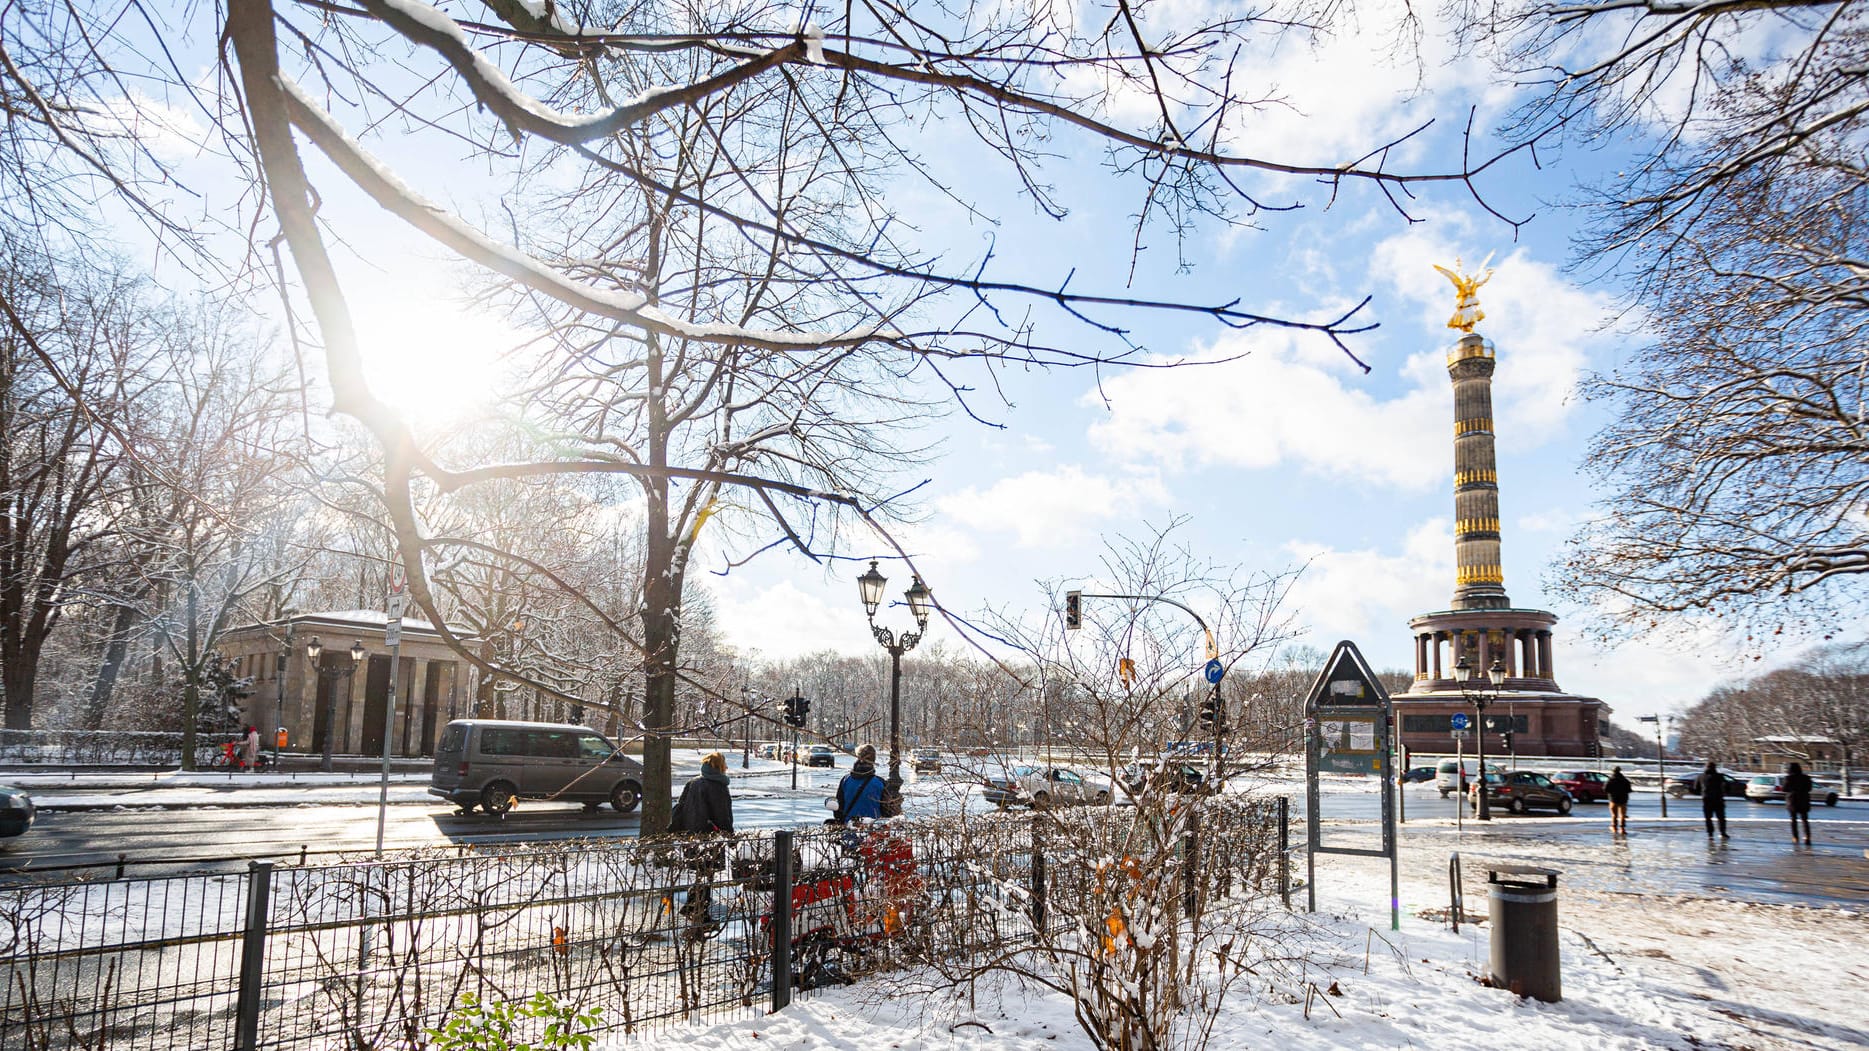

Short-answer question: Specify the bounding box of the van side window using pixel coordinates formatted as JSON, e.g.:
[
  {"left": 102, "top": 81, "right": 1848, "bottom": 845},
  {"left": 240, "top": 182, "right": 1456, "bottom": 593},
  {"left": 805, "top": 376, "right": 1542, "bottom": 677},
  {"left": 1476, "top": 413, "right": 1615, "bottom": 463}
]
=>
[
  {"left": 482, "top": 728, "right": 525, "bottom": 756},
  {"left": 527, "top": 730, "right": 577, "bottom": 759},
  {"left": 578, "top": 735, "right": 614, "bottom": 761}
]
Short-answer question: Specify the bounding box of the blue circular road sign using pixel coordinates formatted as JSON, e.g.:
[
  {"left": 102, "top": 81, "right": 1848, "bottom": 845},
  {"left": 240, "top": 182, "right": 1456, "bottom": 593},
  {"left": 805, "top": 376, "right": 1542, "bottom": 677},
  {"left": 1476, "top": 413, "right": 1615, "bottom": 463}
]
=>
[
  {"left": 1204, "top": 658, "right": 1225, "bottom": 685},
  {"left": 1450, "top": 712, "right": 1470, "bottom": 731}
]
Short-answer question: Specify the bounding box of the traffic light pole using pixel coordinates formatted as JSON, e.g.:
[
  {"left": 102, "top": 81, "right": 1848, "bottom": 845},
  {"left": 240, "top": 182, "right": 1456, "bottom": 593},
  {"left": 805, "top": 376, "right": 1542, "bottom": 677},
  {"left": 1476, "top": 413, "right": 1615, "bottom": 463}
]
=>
[{"left": 1068, "top": 590, "right": 1226, "bottom": 779}]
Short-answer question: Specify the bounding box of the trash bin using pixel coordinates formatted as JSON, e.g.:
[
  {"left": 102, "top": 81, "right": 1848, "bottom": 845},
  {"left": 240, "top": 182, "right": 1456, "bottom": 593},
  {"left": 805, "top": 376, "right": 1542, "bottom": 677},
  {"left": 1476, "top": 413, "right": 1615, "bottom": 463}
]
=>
[{"left": 1487, "top": 864, "right": 1560, "bottom": 1002}]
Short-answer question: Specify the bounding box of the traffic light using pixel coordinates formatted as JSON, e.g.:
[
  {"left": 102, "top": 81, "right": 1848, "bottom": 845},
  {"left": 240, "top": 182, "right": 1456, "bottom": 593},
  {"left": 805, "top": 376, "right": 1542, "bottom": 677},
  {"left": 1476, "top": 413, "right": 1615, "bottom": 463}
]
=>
[
  {"left": 1064, "top": 590, "right": 1081, "bottom": 630},
  {"left": 1502, "top": 731, "right": 1514, "bottom": 753},
  {"left": 1198, "top": 693, "right": 1220, "bottom": 733},
  {"left": 784, "top": 695, "right": 809, "bottom": 727}
]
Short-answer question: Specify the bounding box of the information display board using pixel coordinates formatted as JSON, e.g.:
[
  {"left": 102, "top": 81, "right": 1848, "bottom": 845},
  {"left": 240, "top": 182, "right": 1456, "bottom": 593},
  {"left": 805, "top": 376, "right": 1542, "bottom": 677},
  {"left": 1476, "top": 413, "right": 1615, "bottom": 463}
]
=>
[{"left": 1302, "top": 639, "right": 1398, "bottom": 928}]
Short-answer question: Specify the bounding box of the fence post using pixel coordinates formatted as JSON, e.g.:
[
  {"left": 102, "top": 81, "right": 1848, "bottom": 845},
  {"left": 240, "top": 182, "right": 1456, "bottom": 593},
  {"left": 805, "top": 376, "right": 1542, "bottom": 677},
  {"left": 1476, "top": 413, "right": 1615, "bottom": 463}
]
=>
[
  {"left": 235, "top": 860, "right": 274, "bottom": 1051},
  {"left": 1029, "top": 822, "right": 1046, "bottom": 930},
  {"left": 1277, "top": 796, "right": 1291, "bottom": 910},
  {"left": 771, "top": 830, "right": 793, "bottom": 1012}
]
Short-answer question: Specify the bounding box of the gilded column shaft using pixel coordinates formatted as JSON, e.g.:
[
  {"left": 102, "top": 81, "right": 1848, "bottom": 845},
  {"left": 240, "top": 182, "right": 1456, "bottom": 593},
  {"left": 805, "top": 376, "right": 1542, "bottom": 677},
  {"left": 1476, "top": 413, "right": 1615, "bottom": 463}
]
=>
[{"left": 1448, "top": 333, "right": 1509, "bottom": 610}]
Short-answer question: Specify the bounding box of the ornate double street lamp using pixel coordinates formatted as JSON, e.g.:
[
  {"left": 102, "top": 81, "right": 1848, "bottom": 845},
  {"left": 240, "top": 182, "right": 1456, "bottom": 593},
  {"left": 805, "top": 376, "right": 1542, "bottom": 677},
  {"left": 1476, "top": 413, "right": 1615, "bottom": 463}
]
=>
[
  {"left": 306, "top": 637, "right": 367, "bottom": 773},
  {"left": 856, "top": 561, "right": 932, "bottom": 816},
  {"left": 1455, "top": 654, "right": 1506, "bottom": 821}
]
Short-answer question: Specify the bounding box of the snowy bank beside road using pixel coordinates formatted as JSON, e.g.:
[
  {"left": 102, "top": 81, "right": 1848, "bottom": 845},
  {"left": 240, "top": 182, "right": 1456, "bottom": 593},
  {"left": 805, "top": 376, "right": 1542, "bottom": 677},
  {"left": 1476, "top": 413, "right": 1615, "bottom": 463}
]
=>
[{"left": 604, "top": 840, "right": 1869, "bottom": 1050}]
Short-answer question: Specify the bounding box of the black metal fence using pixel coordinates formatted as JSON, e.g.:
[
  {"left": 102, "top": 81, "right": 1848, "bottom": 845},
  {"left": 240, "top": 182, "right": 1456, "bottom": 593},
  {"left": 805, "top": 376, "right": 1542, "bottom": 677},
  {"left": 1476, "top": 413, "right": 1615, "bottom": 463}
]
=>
[
  {"left": 0, "top": 729, "right": 211, "bottom": 768},
  {"left": 1, "top": 799, "right": 1286, "bottom": 1049}
]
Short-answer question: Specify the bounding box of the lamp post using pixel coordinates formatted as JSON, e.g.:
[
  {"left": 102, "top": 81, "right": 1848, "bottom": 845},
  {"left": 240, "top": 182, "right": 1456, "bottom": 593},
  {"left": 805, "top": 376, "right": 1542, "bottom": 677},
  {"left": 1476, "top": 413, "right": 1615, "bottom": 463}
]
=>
[
  {"left": 857, "top": 561, "right": 931, "bottom": 816},
  {"left": 1455, "top": 654, "right": 1506, "bottom": 821},
  {"left": 1638, "top": 713, "right": 1669, "bottom": 817},
  {"left": 306, "top": 637, "right": 367, "bottom": 773},
  {"left": 274, "top": 634, "right": 290, "bottom": 767}
]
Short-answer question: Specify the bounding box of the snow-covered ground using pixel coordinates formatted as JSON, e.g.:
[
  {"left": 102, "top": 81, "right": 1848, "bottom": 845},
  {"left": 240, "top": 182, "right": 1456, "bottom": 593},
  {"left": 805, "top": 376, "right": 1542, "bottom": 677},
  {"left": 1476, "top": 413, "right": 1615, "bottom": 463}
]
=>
[
  {"left": 607, "top": 874, "right": 1867, "bottom": 1050},
  {"left": 603, "top": 807, "right": 1869, "bottom": 1050}
]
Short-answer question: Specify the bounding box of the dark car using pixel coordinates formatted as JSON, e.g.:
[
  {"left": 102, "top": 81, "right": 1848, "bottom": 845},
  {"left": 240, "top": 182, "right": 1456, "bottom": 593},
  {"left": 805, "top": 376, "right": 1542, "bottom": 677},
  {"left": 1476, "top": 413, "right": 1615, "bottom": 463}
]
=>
[
  {"left": 0, "top": 784, "right": 35, "bottom": 838},
  {"left": 1549, "top": 769, "right": 1610, "bottom": 802},
  {"left": 1468, "top": 770, "right": 1574, "bottom": 815},
  {"left": 1400, "top": 766, "right": 1436, "bottom": 784},
  {"left": 806, "top": 745, "right": 837, "bottom": 768},
  {"left": 1122, "top": 760, "right": 1212, "bottom": 796},
  {"left": 1665, "top": 771, "right": 1749, "bottom": 799}
]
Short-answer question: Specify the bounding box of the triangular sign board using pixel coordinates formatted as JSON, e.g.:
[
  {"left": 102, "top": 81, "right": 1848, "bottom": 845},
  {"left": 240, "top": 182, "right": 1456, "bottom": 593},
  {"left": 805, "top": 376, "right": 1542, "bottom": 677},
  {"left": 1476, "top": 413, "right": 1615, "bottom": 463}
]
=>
[{"left": 1302, "top": 639, "right": 1390, "bottom": 714}]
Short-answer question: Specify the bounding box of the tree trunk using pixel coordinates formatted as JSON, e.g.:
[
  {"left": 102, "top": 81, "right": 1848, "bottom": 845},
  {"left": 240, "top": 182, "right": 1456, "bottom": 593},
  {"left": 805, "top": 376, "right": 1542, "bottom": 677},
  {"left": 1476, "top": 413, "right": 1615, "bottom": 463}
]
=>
[
  {"left": 179, "top": 583, "right": 200, "bottom": 770},
  {"left": 2, "top": 644, "right": 37, "bottom": 730},
  {"left": 80, "top": 602, "right": 141, "bottom": 730}
]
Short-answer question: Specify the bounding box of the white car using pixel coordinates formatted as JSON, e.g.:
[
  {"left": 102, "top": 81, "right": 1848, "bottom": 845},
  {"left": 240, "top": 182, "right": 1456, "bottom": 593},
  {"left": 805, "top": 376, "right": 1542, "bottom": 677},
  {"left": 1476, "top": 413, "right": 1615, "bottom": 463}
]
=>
[
  {"left": 984, "top": 765, "right": 1113, "bottom": 809},
  {"left": 1745, "top": 774, "right": 1842, "bottom": 807},
  {"left": 1436, "top": 759, "right": 1503, "bottom": 798}
]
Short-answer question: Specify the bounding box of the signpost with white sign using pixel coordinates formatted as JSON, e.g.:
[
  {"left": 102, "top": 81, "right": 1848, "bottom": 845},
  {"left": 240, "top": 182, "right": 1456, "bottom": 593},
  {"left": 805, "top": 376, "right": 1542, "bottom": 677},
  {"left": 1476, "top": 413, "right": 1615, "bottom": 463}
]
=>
[{"left": 1303, "top": 639, "right": 1399, "bottom": 930}]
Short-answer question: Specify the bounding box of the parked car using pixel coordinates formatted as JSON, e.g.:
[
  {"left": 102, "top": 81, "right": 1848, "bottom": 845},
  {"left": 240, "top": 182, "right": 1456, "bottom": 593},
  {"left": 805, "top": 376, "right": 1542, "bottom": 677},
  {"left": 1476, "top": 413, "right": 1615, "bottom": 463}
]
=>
[
  {"left": 984, "top": 765, "right": 1112, "bottom": 808},
  {"left": 1436, "top": 759, "right": 1503, "bottom": 798},
  {"left": 1122, "top": 759, "right": 1212, "bottom": 796},
  {"left": 1400, "top": 766, "right": 1437, "bottom": 784},
  {"left": 1468, "top": 770, "right": 1574, "bottom": 815},
  {"left": 1549, "top": 769, "right": 1611, "bottom": 803},
  {"left": 0, "top": 784, "right": 33, "bottom": 838},
  {"left": 1665, "top": 771, "right": 1750, "bottom": 799},
  {"left": 429, "top": 719, "right": 645, "bottom": 816},
  {"left": 982, "top": 765, "right": 1033, "bottom": 807},
  {"left": 912, "top": 748, "right": 942, "bottom": 773},
  {"left": 806, "top": 745, "right": 837, "bottom": 768},
  {"left": 1745, "top": 774, "right": 1842, "bottom": 807}
]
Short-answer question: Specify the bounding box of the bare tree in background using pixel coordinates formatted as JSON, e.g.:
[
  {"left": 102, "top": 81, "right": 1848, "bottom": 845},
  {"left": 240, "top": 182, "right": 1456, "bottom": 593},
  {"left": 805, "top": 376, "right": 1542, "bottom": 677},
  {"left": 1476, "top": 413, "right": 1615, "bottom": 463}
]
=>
[
  {"left": 956, "top": 519, "right": 1300, "bottom": 1048},
  {"left": 0, "top": 237, "right": 162, "bottom": 730},
  {"left": 1471, "top": 2, "right": 1869, "bottom": 635}
]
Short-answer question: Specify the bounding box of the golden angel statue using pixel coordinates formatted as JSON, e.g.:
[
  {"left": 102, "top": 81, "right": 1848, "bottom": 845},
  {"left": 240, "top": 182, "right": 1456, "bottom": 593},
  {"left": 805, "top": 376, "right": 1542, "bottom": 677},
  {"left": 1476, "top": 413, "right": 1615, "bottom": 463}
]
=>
[{"left": 1433, "top": 255, "right": 1494, "bottom": 333}]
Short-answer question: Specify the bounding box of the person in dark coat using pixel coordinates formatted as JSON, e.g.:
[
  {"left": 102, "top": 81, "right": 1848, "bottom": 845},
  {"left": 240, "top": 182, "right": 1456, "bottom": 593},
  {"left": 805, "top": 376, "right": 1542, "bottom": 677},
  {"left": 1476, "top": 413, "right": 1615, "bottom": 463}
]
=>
[
  {"left": 833, "top": 745, "right": 887, "bottom": 824},
  {"left": 1784, "top": 761, "right": 1814, "bottom": 844},
  {"left": 1699, "top": 760, "right": 1729, "bottom": 838},
  {"left": 1606, "top": 766, "right": 1632, "bottom": 835},
  {"left": 671, "top": 752, "right": 734, "bottom": 924}
]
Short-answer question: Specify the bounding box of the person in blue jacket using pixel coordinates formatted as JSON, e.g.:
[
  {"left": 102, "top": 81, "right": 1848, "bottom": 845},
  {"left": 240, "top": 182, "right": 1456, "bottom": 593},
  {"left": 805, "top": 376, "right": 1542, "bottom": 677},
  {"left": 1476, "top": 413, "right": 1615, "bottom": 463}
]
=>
[{"left": 833, "top": 744, "right": 887, "bottom": 824}]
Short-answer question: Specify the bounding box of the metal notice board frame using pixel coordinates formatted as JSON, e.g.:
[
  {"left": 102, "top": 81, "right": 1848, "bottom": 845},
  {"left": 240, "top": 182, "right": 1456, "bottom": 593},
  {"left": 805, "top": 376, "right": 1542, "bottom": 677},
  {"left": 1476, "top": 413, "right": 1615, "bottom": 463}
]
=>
[{"left": 1303, "top": 639, "right": 1399, "bottom": 930}]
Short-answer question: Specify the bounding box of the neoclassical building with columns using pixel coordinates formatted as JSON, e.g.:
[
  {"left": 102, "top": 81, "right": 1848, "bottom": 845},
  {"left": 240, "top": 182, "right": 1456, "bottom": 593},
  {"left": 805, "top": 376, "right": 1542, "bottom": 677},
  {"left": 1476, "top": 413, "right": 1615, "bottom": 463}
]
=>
[
  {"left": 217, "top": 610, "right": 476, "bottom": 759},
  {"left": 1389, "top": 297, "right": 1606, "bottom": 758}
]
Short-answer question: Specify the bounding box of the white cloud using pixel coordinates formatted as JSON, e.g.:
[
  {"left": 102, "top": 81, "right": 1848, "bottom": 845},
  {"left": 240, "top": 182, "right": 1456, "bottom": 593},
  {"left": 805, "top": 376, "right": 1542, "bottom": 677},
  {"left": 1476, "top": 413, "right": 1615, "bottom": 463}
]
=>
[
  {"left": 1085, "top": 327, "right": 1450, "bottom": 490},
  {"left": 937, "top": 466, "right": 1170, "bottom": 547},
  {"left": 1086, "top": 224, "right": 1617, "bottom": 490},
  {"left": 1215, "top": 0, "right": 1520, "bottom": 170},
  {"left": 1370, "top": 228, "right": 1615, "bottom": 437},
  {"left": 711, "top": 579, "right": 871, "bottom": 659},
  {"left": 1284, "top": 519, "right": 1453, "bottom": 647}
]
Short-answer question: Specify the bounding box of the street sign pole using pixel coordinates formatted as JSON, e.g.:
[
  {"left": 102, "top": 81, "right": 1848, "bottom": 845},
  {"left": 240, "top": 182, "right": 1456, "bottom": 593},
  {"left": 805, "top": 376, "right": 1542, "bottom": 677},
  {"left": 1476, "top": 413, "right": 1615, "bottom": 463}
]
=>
[
  {"left": 1455, "top": 731, "right": 1464, "bottom": 833},
  {"left": 375, "top": 587, "right": 405, "bottom": 858}
]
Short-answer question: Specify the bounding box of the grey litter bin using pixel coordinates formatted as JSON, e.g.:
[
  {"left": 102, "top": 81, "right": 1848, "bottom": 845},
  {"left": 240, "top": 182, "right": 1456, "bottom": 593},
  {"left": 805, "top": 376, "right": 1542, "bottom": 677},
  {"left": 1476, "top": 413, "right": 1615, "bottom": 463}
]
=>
[{"left": 1487, "top": 864, "right": 1561, "bottom": 1002}]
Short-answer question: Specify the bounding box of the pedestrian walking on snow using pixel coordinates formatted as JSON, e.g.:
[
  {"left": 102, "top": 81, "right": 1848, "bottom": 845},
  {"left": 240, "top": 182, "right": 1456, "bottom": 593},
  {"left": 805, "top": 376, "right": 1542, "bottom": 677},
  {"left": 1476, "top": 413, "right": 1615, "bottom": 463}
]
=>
[
  {"left": 833, "top": 745, "right": 886, "bottom": 824},
  {"left": 1784, "top": 762, "right": 1814, "bottom": 844},
  {"left": 1606, "top": 766, "right": 1632, "bottom": 835},
  {"left": 1700, "top": 760, "right": 1730, "bottom": 839},
  {"left": 671, "top": 752, "right": 734, "bottom": 927},
  {"left": 242, "top": 726, "right": 261, "bottom": 772}
]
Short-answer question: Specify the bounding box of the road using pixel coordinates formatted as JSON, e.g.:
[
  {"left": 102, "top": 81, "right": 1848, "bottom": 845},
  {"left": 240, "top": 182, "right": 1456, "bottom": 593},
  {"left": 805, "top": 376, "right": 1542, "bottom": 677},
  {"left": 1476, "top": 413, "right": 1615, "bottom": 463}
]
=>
[
  {"left": 6, "top": 764, "right": 1866, "bottom": 909},
  {"left": 1318, "top": 779, "right": 1869, "bottom": 908},
  {"left": 0, "top": 762, "right": 976, "bottom": 877}
]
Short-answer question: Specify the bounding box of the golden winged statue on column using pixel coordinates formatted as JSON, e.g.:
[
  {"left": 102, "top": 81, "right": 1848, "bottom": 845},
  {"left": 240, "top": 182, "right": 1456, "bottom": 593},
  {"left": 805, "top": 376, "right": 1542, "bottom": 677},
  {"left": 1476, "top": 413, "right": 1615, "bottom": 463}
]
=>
[{"left": 1433, "top": 255, "right": 1494, "bottom": 333}]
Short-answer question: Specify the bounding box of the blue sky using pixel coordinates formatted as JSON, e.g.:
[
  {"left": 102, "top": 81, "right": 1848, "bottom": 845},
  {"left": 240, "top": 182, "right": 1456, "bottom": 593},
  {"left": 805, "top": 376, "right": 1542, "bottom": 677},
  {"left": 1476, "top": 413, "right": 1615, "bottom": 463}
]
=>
[{"left": 99, "top": 0, "right": 1813, "bottom": 723}]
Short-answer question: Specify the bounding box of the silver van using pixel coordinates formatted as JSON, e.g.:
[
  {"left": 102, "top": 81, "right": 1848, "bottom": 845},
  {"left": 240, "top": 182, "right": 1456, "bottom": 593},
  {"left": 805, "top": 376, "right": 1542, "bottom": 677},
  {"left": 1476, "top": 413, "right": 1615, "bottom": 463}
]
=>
[{"left": 429, "top": 719, "right": 644, "bottom": 816}]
